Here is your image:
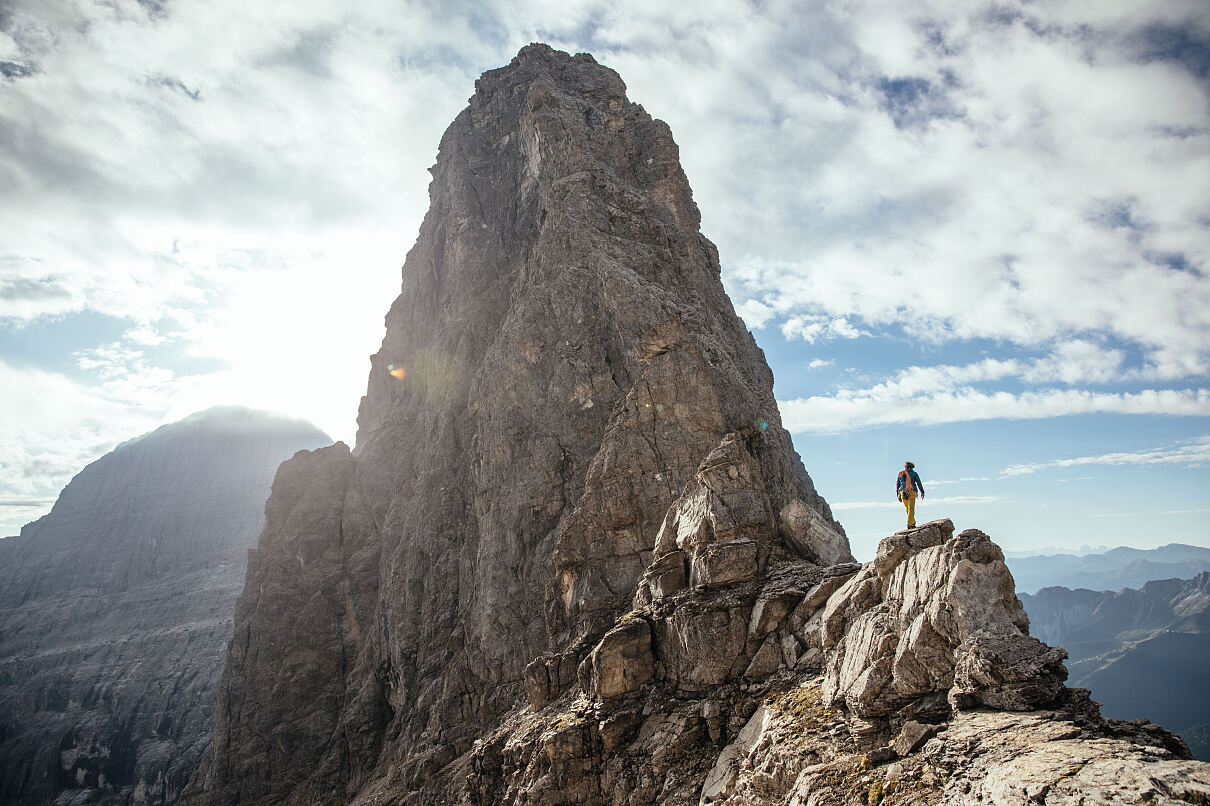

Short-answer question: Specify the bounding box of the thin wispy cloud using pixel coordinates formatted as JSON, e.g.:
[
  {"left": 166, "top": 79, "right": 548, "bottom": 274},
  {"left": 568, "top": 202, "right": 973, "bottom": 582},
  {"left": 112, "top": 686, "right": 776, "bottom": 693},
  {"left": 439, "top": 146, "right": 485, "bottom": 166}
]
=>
[
  {"left": 778, "top": 342, "right": 1210, "bottom": 433},
  {"left": 930, "top": 477, "right": 995, "bottom": 487},
  {"left": 832, "top": 495, "right": 1001, "bottom": 511},
  {"left": 780, "top": 388, "right": 1210, "bottom": 433},
  {"left": 0, "top": 498, "right": 56, "bottom": 509},
  {"left": 1001, "top": 436, "right": 1210, "bottom": 476}
]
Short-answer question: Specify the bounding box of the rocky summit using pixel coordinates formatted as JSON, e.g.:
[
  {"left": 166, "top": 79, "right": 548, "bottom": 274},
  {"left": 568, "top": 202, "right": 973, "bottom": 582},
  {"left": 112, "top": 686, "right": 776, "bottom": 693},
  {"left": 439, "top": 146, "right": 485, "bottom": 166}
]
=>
[
  {"left": 180, "top": 45, "right": 1210, "bottom": 806},
  {"left": 0, "top": 407, "right": 329, "bottom": 806}
]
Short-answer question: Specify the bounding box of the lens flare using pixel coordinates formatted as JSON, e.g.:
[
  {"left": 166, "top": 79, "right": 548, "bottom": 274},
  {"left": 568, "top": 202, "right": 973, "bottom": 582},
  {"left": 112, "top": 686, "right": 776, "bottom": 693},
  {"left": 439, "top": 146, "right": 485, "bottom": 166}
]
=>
[{"left": 387, "top": 364, "right": 406, "bottom": 380}]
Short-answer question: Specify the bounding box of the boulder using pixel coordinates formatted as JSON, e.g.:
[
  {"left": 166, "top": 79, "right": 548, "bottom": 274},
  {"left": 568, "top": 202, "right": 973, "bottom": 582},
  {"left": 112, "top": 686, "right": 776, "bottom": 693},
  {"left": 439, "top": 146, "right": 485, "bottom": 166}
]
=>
[
  {"left": 658, "top": 601, "right": 752, "bottom": 690},
  {"left": 581, "top": 617, "right": 655, "bottom": 700},
  {"left": 780, "top": 498, "right": 851, "bottom": 566},
  {"left": 743, "top": 635, "right": 783, "bottom": 681},
  {"left": 819, "top": 525, "right": 1067, "bottom": 718},
  {"left": 634, "top": 549, "right": 688, "bottom": 608},
  {"left": 691, "top": 539, "right": 759, "bottom": 590},
  {"left": 892, "top": 719, "right": 943, "bottom": 756}
]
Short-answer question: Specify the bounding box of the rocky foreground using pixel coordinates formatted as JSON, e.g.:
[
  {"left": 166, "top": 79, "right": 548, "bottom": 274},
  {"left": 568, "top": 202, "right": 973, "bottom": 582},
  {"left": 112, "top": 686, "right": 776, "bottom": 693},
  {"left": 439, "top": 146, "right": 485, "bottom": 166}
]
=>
[{"left": 180, "top": 45, "right": 1210, "bottom": 806}]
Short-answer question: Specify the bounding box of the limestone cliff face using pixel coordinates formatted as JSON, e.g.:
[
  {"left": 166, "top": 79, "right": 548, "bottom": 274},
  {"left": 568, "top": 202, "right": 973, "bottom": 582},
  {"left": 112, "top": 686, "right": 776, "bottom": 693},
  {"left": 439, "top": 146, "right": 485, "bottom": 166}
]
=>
[
  {"left": 181, "top": 46, "right": 1210, "bottom": 806},
  {"left": 0, "top": 408, "right": 328, "bottom": 806},
  {"left": 182, "top": 44, "right": 847, "bottom": 806}
]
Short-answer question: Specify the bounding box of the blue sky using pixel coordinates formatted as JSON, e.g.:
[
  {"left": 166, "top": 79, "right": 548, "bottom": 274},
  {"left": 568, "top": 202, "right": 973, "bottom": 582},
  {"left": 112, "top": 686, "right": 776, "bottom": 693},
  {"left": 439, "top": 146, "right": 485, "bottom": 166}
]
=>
[{"left": 1, "top": 0, "right": 1208, "bottom": 558}]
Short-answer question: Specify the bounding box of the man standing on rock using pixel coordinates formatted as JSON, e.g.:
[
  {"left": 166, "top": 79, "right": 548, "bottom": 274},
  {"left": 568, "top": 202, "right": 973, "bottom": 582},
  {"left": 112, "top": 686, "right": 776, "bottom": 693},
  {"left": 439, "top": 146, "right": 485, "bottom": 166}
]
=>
[{"left": 896, "top": 461, "right": 925, "bottom": 528}]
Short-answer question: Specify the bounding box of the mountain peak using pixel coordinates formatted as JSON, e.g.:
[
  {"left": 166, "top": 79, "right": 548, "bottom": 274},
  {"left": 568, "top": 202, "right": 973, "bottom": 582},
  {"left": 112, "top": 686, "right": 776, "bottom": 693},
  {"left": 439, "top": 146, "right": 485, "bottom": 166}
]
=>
[
  {"left": 180, "top": 48, "right": 1210, "bottom": 806},
  {"left": 0, "top": 409, "right": 328, "bottom": 805}
]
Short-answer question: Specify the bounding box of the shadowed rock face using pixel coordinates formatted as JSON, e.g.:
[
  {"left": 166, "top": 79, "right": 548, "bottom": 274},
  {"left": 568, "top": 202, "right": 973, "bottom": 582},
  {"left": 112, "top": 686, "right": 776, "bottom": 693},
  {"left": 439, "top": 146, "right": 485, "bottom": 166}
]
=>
[
  {"left": 181, "top": 43, "right": 848, "bottom": 806},
  {"left": 0, "top": 408, "right": 328, "bottom": 806},
  {"left": 181, "top": 45, "right": 1210, "bottom": 806}
]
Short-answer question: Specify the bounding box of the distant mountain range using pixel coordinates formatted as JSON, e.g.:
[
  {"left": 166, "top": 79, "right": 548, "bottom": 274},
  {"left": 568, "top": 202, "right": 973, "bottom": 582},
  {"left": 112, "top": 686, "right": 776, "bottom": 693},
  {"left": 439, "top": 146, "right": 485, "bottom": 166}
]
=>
[
  {"left": 0, "top": 407, "right": 329, "bottom": 806},
  {"left": 1020, "top": 572, "right": 1210, "bottom": 761},
  {"left": 1005, "top": 543, "right": 1210, "bottom": 594}
]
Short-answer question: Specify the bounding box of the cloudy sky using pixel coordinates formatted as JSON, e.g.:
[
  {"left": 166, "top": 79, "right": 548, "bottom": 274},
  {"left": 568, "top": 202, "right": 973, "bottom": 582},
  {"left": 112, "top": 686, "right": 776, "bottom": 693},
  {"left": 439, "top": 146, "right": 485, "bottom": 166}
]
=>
[{"left": 2, "top": 0, "right": 1208, "bottom": 558}]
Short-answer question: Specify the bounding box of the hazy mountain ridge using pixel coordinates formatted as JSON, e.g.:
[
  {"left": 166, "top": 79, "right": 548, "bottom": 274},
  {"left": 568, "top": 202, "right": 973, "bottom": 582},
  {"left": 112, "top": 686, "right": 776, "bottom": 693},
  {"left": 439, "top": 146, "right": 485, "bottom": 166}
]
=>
[
  {"left": 0, "top": 407, "right": 329, "bottom": 806},
  {"left": 1005, "top": 543, "right": 1210, "bottom": 594},
  {"left": 1020, "top": 572, "right": 1210, "bottom": 760}
]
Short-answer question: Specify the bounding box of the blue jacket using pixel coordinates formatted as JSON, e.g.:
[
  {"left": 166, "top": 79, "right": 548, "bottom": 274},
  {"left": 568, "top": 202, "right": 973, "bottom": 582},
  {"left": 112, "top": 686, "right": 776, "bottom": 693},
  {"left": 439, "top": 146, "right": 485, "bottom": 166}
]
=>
[{"left": 896, "top": 469, "right": 924, "bottom": 497}]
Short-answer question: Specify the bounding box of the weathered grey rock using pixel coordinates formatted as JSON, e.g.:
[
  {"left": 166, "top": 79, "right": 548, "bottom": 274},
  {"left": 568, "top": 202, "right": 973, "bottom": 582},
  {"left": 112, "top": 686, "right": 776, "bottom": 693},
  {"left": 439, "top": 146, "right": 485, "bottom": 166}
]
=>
[
  {"left": 950, "top": 631, "right": 1069, "bottom": 711},
  {"left": 708, "top": 681, "right": 1210, "bottom": 806},
  {"left": 820, "top": 522, "right": 1067, "bottom": 718},
  {"left": 0, "top": 408, "right": 327, "bottom": 806},
  {"left": 743, "top": 635, "right": 783, "bottom": 681},
  {"left": 927, "top": 710, "right": 1210, "bottom": 806},
  {"left": 691, "top": 539, "right": 759, "bottom": 590},
  {"left": 779, "top": 498, "right": 850, "bottom": 567},
  {"left": 699, "top": 702, "right": 771, "bottom": 804},
  {"left": 634, "top": 549, "right": 688, "bottom": 607},
  {"left": 523, "top": 653, "right": 578, "bottom": 710},
  {"left": 892, "top": 719, "right": 942, "bottom": 756},
  {"left": 780, "top": 633, "right": 802, "bottom": 667},
  {"left": 657, "top": 598, "right": 753, "bottom": 691},
  {"left": 581, "top": 616, "right": 654, "bottom": 700},
  {"left": 748, "top": 579, "right": 806, "bottom": 638},
  {"left": 872, "top": 518, "right": 953, "bottom": 577},
  {"left": 181, "top": 44, "right": 847, "bottom": 806}
]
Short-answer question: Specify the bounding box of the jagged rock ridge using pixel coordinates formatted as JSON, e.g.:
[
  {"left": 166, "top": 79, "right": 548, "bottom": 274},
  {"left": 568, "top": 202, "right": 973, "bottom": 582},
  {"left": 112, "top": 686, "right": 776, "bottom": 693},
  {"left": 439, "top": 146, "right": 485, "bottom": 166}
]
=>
[
  {"left": 181, "top": 46, "right": 1210, "bottom": 805},
  {"left": 0, "top": 408, "right": 329, "bottom": 806},
  {"left": 182, "top": 43, "right": 847, "bottom": 806},
  {"left": 1006, "top": 544, "right": 1210, "bottom": 594}
]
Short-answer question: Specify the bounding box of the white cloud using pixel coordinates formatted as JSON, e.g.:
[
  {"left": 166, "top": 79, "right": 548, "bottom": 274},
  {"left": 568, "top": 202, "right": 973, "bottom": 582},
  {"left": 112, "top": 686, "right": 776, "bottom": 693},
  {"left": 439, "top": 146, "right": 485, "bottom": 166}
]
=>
[
  {"left": 689, "top": 1, "right": 1210, "bottom": 380},
  {"left": 735, "top": 299, "right": 775, "bottom": 330},
  {"left": 0, "top": 0, "right": 481, "bottom": 328},
  {"left": 929, "top": 476, "right": 994, "bottom": 486},
  {"left": 781, "top": 315, "right": 868, "bottom": 343},
  {"left": 780, "top": 387, "right": 1210, "bottom": 433},
  {"left": 778, "top": 339, "right": 1210, "bottom": 432},
  {"left": 1022, "top": 340, "right": 1127, "bottom": 385},
  {"left": 808, "top": 358, "right": 834, "bottom": 369},
  {"left": 0, "top": 359, "right": 169, "bottom": 531},
  {"left": 1001, "top": 435, "right": 1210, "bottom": 476}
]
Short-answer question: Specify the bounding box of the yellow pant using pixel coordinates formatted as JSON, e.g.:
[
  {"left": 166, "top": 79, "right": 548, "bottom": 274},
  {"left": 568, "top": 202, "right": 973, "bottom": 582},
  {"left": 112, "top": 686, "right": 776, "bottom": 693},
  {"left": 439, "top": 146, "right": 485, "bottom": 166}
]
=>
[{"left": 901, "top": 491, "right": 917, "bottom": 528}]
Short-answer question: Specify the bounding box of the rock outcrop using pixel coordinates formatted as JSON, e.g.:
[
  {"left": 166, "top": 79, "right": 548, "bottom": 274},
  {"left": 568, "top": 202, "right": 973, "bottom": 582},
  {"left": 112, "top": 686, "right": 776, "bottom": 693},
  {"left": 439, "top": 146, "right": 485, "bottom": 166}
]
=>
[
  {"left": 0, "top": 408, "right": 328, "bottom": 806},
  {"left": 819, "top": 520, "right": 1067, "bottom": 720},
  {"left": 180, "top": 45, "right": 1210, "bottom": 806},
  {"left": 181, "top": 44, "right": 846, "bottom": 806}
]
